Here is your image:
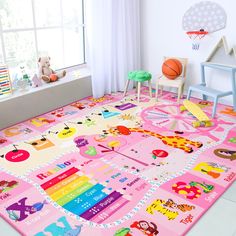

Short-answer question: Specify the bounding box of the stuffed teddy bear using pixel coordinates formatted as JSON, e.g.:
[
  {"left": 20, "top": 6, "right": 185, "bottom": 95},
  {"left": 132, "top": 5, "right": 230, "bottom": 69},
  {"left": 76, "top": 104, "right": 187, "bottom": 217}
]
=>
[{"left": 38, "top": 56, "right": 66, "bottom": 83}]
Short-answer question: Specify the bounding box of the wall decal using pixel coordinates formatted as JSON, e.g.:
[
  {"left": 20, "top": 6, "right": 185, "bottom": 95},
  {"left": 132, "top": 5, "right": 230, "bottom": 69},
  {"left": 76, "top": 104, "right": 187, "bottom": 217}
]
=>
[{"left": 206, "top": 36, "right": 236, "bottom": 66}]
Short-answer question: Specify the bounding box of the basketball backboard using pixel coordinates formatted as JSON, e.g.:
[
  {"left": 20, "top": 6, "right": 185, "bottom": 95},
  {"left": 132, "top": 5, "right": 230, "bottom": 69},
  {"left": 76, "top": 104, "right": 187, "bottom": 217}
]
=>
[
  {"left": 182, "top": 1, "right": 227, "bottom": 50},
  {"left": 182, "top": 1, "right": 227, "bottom": 33}
]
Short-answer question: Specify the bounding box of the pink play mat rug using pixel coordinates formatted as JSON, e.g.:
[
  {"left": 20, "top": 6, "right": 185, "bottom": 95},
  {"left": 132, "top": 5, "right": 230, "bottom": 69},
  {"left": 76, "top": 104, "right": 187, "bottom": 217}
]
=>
[{"left": 0, "top": 88, "right": 235, "bottom": 236}]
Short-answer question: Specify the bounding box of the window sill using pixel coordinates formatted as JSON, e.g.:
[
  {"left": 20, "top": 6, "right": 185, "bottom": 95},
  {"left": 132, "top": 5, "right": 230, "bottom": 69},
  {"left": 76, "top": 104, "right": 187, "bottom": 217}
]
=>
[{"left": 0, "top": 65, "right": 91, "bottom": 102}]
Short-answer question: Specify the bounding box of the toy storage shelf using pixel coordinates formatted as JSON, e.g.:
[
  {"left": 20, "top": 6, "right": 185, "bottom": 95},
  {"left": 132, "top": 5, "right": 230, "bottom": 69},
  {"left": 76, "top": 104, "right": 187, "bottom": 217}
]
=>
[{"left": 187, "top": 62, "right": 236, "bottom": 118}]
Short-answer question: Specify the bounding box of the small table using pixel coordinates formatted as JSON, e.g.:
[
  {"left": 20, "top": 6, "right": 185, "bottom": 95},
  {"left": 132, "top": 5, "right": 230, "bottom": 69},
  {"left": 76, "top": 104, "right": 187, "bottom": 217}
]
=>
[{"left": 187, "top": 62, "right": 236, "bottom": 118}]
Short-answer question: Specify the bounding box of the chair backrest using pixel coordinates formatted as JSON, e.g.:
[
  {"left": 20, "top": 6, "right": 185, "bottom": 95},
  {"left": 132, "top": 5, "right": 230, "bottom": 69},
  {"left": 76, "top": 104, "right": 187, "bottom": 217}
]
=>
[{"left": 163, "top": 56, "right": 188, "bottom": 80}]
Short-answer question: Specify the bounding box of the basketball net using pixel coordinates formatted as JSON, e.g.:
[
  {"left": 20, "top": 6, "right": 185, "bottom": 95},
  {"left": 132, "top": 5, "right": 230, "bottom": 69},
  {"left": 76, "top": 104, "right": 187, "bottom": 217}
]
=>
[{"left": 186, "top": 31, "right": 208, "bottom": 50}]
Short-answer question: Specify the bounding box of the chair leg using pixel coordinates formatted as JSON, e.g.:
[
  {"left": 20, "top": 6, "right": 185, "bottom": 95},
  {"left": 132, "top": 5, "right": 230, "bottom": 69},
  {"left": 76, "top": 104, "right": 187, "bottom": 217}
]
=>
[
  {"left": 212, "top": 96, "right": 218, "bottom": 118},
  {"left": 156, "top": 83, "right": 159, "bottom": 101},
  {"left": 203, "top": 94, "right": 207, "bottom": 101},
  {"left": 181, "top": 83, "right": 185, "bottom": 98},
  {"left": 177, "top": 86, "right": 182, "bottom": 103},
  {"left": 137, "top": 82, "right": 141, "bottom": 102},
  {"left": 123, "top": 80, "right": 130, "bottom": 97},
  {"left": 160, "top": 86, "right": 163, "bottom": 95},
  {"left": 187, "top": 88, "right": 192, "bottom": 100},
  {"left": 148, "top": 80, "right": 152, "bottom": 98},
  {"left": 136, "top": 81, "right": 138, "bottom": 93}
]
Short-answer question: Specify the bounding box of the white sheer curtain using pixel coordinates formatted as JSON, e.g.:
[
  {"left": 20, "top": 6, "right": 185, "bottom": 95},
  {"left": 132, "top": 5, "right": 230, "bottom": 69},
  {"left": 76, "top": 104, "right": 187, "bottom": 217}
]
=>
[{"left": 85, "top": 0, "right": 141, "bottom": 98}]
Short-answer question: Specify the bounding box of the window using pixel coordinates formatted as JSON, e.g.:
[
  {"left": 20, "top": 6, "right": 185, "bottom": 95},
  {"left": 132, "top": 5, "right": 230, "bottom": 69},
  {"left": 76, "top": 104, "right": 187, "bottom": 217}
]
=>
[{"left": 0, "top": 0, "right": 85, "bottom": 73}]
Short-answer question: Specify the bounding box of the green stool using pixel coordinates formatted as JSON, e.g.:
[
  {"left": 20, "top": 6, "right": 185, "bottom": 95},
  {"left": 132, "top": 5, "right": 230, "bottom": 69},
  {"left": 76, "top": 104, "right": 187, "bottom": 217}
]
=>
[{"left": 123, "top": 70, "right": 152, "bottom": 102}]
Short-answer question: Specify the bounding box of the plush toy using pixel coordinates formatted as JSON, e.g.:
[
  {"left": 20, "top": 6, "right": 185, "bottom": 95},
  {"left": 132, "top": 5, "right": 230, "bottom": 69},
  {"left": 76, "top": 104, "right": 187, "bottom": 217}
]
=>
[{"left": 38, "top": 57, "right": 66, "bottom": 83}]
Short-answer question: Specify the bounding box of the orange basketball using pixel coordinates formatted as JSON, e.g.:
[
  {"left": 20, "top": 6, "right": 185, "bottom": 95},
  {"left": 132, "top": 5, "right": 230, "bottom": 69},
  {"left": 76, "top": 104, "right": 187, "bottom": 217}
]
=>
[{"left": 162, "top": 58, "right": 183, "bottom": 80}]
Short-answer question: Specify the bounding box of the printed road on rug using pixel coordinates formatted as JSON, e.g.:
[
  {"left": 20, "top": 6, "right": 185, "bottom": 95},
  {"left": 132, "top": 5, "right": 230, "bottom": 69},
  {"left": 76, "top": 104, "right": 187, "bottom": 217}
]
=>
[{"left": 0, "top": 88, "right": 235, "bottom": 236}]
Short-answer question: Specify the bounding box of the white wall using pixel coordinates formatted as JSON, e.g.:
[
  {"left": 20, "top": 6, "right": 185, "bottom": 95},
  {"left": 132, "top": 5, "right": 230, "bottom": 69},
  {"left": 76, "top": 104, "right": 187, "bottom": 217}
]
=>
[{"left": 141, "top": 0, "right": 236, "bottom": 105}]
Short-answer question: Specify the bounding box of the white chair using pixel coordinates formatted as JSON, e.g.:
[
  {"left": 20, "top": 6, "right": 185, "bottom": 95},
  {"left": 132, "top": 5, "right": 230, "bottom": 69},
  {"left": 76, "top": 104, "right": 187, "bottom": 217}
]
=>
[{"left": 155, "top": 57, "right": 188, "bottom": 102}]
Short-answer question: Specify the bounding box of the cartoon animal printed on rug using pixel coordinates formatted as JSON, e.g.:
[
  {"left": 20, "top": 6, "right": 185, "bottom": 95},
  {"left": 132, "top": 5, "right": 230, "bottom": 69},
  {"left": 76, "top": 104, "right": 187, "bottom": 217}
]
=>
[
  {"left": 0, "top": 180, "right": 18, "bottom": 193},
  {"left": 146, "top": 198, "right": 196, "bottom": 220},
  {"left": 35, "top": 216, "right": 83, "bottom": 236},
  {"left": 172, "top": 181, "right": 214, "bottom": 200},
  {"left": 63, "top": 224, "right": 83, "bottom": 236},
  {"left": 193, "top": 162, "right": 230, "bottom": 178},
  {"left": 111, "top": 125, "right": 203, "bottom": 153},
  {"left": 130, "top": 220, "right": 159, "bottom": 235},
  {"left": 163, "top": 198, "right": 195, "bottom": 212},
  {"left": 146, "top": 199, "right": 179, "bottom": 220},
  {"left": 214, "top": 148, "right": 236, "bottom": 161}
]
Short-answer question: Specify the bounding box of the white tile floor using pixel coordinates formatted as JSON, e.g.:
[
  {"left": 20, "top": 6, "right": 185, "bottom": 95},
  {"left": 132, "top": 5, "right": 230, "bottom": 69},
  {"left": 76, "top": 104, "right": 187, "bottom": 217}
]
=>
[{"left": 0, "top": 181, "right": 235, "bottom": 236}]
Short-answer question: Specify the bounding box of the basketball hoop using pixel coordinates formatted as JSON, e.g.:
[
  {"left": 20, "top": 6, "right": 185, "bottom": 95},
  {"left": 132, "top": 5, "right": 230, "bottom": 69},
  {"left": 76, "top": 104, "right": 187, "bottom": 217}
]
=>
[{"left": 186, "top": 31, "right": 208, "bottom": 50}]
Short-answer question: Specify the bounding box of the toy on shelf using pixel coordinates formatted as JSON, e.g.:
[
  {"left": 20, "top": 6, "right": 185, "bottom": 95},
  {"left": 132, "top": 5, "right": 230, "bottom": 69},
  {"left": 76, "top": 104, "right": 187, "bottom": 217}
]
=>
[
  {"left": 180, "top": 100, "right": 213, "bottom": 128},
  {"left": 38, "top": 56, "right": 66, "bottom": 83},
  {"left": 0, "top": 64, "right": 12, "bottom": 96},
  {"left": 31, "top": 74, "right": 42, "bottom": 87},
  {"left": 12, "top": 64, "right": 32, "bottom": 91},
  {"left": 20, "top": 65, "right": 31, "bottom": 86}
]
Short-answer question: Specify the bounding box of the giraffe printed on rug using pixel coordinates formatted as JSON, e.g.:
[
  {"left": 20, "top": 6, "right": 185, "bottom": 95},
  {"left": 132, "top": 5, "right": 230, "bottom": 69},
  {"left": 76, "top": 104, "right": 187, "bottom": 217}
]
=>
[{"left": 104, "top": 125, "right": 203, "bottom": 153}]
